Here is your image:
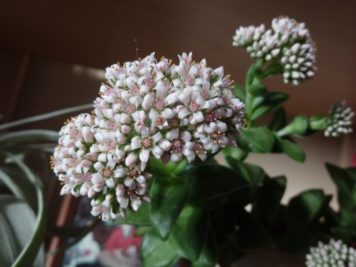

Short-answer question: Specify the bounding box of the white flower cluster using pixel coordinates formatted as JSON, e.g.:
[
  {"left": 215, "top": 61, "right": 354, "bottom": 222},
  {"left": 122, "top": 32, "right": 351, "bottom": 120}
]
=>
[
  {"left": 325, "top": 101, "right": 354, "bottom": 137},
  {"left": 233, "top": 17, "right": 316, "bottom": 85},
  {"left": 306, "top": 239, "right": 356, "bottom": 267},
  {"left": 53, "top": 52, "right": 245, "bottom": 221}
]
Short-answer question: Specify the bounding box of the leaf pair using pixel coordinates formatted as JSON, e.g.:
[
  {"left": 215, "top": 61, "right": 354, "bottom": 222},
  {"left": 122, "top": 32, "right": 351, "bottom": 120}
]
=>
[{"left": 141, "top": 206, "right": 212, "bottom": 267}]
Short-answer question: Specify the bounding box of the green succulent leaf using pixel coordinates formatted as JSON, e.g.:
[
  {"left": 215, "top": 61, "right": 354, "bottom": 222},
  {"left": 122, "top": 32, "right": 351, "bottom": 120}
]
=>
[
  {"left": 250, "top": 92, "right": 289, "bottom": 120},
  {"left": 171, "top": 205, "right": 209, "bottom": 261},
  {"left": 252, "top": 176, "right": 286, "bottom": 226},
  {"left": 141, "top": 232, "right": 178, "bottom": 267},
  {"left": 276, "top": 137, "right": 306, "bottom": 162},
  {"left": 149, "top": 177, "right": 188, "bottom": 239},
  {"left": 274, "top": 211, "right": 314, "bottom": 253},
  {"left": 326, "top": 163, "right": 356, "bottom": 211},
  {"left": 233, "top": 85, "right": 246, "bottom": 101},
  {"left": 248, "top": 83, "right": 267, "bottom": 96},
  {"left": 246, "top": 64, "right": 263, "bottom": 86},
  {"left": 236, "top": 208, "right": 270, "bottom": 250},
  {"left": 189, "top": 164, "right": 250, "bottom": 206},
  {"left": 192, "top": 229, "right": 217, "bottom": 267},
  {"left": 148, "top": 158, "right": 188, "bottom": 177},
  {"left": 225, "top": 160, "right": 265, "bottom": 187},
  {"left": 269, "top": 107, "right": 287, "bottom": 131},
  {"left": 288, "top": 189, "right": 332, "bottom": 224},
  {"left": 116, "top": 203, "right": 150, "bottom": 226},
  {"left": 239, "top": 127, "right": 275, "bottom": 153},
  {"left": 222, "top": 146, "right": 248, "bottom": 162}
]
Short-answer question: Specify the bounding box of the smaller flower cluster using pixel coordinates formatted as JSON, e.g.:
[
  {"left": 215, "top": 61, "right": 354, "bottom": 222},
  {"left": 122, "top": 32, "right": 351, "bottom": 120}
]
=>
[
  {"left": 306, "top": 239, "right": 356, "bottom": 267},
  {"left": 325, "top": 101, "right": 354, "bottom": 137},
  {"left": 233, "top": 17, "right": 316, "bottom": 85}
]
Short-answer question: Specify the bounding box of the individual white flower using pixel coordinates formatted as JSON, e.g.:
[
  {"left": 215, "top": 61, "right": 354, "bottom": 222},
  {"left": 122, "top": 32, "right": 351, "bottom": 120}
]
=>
[
  {"left": 305, "top": 239, "right": 356, "bottom": 267},
  {"left": 233, "top": 17, "right": 316, "bottom": 85},
  {"left": 325, "top": 101, "right": 354, "bottom": 137},
  {"left": 54, "top": 52, "right": 245, "bottom": 220}
]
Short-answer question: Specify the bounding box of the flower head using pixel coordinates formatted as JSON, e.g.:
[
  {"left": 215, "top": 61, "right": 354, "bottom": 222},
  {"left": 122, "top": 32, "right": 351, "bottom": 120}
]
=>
[
  {"left": 306, "top": 239, "right": 356, "bottom": 267},
  {"left": 233, "top": 17, "right": 316, "bottom": 85},
  {"left": 325, "top": 101, "right": 354, "bottom": 137},
  {"left": 53, "top": 52, "right": 245, "bottom": 221}
]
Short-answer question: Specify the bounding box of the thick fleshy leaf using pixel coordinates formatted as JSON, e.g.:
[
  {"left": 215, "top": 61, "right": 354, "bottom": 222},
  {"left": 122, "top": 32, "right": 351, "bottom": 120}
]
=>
[
  {"left": 252, "top": 176, "right": 286, "bottom": 225},
  {"left": 250, "top": 92, "right": 289, "bottom": 120},
  {"left": 150, "top": 177, "right": 188, "bottom": 240},
  {"left": 233, "top": 85, "right": 245, "bottom": 101},
  {"left": 248, "top": 83, "right": 267, "bottom": 96},
  {"left": 288, "top": 189, "right": 332, "bottom": 224},
  {"left": 326, "top": 163, "right": 356, "bottom": 210},
  {"left": 189, "top": 164, "right": 250, "bottom": 206},
  {"left": 171, "top": 206, "right": 209, "bottom": 261},
  {"left": 0, "top": 195, "right": 44, "bottom": 267},
  {"left": 246, "top": 64, "right": 262, "bottom": 86},
  {"left": 148, "top": 158, "right": 188, "bottom": 177},
  {"left": 116, "top": 203, "right": 151, "bottom": 226},
  {"left": 331, "top": 210, "right": 356, "bottom": 241},
  {"left": 191, "top": 229, "right": 217, "bottom": 267},
  {"left": 276, "top": 137, "right": 305, "bottom": 162},
  {"left": 346, "top": 167, "right": 356, "bottom": 180},
  {"left": 269, "top": 107, "right": 287, "bottom": 131},
  {"left": 222, "top": 146, "right": 247, "bottom": 162},
  {"left": 274, "top": 211, "right": 314, "bottom": 253},
  {"left": 288, "top": 116, "right": 309, "bottom": 136},
  {"left": 331, "top": 225, "right": 356, "bottom": 242},
  {"left": 141, "top": 233, "right": 178, "bottom": 267},
  {"left": 191, "top": 263, "right": 215, "bottom": 267},
  {"left": 239, "top": 127, "right": 275, "bottom": 153},
  {"left": 226, "top": 160, "right": 265, "bottom": 187},
  {"left": 278, "top": 115, "right": 309, "bottom": 137},
  {"left": 236, "top": 208, "right": 270, "bottom": 250}
]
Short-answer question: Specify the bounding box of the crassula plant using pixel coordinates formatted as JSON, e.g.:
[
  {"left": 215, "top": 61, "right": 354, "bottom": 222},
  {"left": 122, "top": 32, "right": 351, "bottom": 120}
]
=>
[{"left": 53, "top": 17, "right": 355, "bottom": 267}]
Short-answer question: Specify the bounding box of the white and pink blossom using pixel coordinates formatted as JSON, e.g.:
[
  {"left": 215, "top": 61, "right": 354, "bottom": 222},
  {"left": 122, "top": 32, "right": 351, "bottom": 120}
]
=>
[{"left": 53, "top": 52, "right": 245, "bottom": 221}]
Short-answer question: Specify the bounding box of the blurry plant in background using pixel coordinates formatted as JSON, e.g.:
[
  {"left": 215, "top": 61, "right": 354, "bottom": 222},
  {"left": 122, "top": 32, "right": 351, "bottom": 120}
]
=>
[
  {"left": 0, "top": 16, "right": 355, "bottom": 267},
  {"left": 0, "top": 104, "right": 91, "bottom": 267}
]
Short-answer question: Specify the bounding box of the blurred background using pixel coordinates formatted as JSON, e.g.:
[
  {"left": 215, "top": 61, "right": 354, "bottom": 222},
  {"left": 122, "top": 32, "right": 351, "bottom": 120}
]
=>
[{"left": 0, "top": 0, "right": 355, "bottom": 266}]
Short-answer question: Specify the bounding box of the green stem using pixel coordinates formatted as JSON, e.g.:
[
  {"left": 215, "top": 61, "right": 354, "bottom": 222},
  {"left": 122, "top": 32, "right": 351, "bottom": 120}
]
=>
[
  {"left": 261, "top": 63, "right": 284, "bottom": 79},
  {"left": 276, "top": 125, "right": 293, "bottom": 137},
  {"left": 309, "top": 116, "right": 327, "bottom": 131},
  {"left": 245, "top": 60, "right": 264, "bottom": 128}
]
